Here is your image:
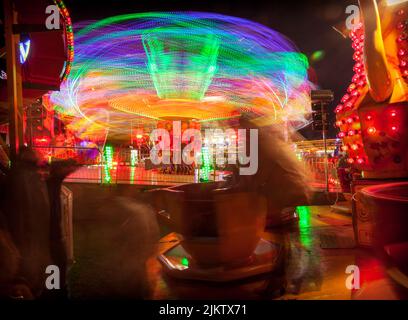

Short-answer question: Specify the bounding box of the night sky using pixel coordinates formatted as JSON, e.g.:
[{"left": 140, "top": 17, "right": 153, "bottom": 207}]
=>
[{"left": 33, "top": 0, "right": 365, "bottom": 138}]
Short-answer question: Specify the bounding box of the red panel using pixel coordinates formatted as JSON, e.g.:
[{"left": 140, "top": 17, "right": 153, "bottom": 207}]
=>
[
  {"left": 1, "top": 0, "right": 71, "bottom": 101},
  {"left": 21, "top": 32, "right": 66, "bottom": 87}
]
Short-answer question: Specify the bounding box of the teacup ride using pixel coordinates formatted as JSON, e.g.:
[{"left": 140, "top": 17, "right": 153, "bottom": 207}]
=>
[
  {"left": 359, "top": 182, "right": 408, "bottom": 249},
  {"left": 358, "top": 182, "right": 408, "bottom": 287},
  {"left": 151, "top": 182, "right": 283, "bottom": 282}
]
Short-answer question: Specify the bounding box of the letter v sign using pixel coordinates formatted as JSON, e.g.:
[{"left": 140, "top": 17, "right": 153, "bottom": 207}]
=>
[{"left": 19, "top": 40, "right": 31, "bottom": 64}]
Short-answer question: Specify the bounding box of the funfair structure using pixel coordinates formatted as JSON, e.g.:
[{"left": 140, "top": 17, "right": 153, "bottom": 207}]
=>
[
  {"left": 335, "top": 0, "right": 408, "bottom": 256},
  {"left": 48, "top": 12, "right": 312, "bottom": 144}
]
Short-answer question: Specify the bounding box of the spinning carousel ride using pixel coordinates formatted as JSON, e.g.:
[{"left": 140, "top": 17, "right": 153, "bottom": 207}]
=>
[
  {"left": 49, "top": 12, "right": 312, "bottom": 140},
  {"left": 47, "top": 12, "right": 313, "bottom": 281}
]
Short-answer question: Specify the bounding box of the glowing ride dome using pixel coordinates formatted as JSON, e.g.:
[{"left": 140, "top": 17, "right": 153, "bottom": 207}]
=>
[{"left": 49, "top": 12, "right": 313, "bottom": 138}]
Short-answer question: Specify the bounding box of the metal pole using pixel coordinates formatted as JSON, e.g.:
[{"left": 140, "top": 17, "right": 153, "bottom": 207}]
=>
[
  {"left": 321, "top": 102, "right": 329, "bottom": 193},
  {"left": 4, "top": 0, "right": 24, "bottom": 161},
  {"left": 29, "top": 106, "right": 33, "bottom": 146}
]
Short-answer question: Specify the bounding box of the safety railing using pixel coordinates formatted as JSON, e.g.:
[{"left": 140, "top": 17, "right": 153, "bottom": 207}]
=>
[
  {"left": 30, "top": 146, "right": 213, "bottom": 185},
  {"left": 302, "top": 156, "right": 341, "bottom": 192},
  {"left": 31, "top": 146, "right": 104, "bottom": 184},
  {"left": 29, "top": 145, "right": 279, "bottom": 186}
]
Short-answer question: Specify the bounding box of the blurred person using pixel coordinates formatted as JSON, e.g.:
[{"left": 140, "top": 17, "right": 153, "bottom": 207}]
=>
[
  {"left": 0, "top": 209, "right": 21, "bottom": 298},
  {"left": 232, "top": 116, "right": 312, "bottom": 226},
  {"left": 89, "top": 197, "right": 160, "bottom": 298},
  {"left": 44, "top": 159, "right": 79, "bottom": 299},
  {"left": 0, "top": 148, "right": 53, "bottom": 298},
  {"left": 0, "top": 148, "right": 79, "bottom": 299},
  {"left": 227, "top": 116, "right": 312, "bottom": 297}
]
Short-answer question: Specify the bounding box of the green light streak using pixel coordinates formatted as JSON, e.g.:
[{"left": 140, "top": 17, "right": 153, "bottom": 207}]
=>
[
  {"left": 200, "top": 146, "right": 212, "bottom": 181},
  {"left": 181, "top": 257, "right": 189, "bottom": 267},
  {"left": 103, "top": 145, "right": 114, "bottom": 183},
  {"left": 297, "top": 205, "right": 311, "bottom": 229},
  {"left": 296, "top": 206, "right": 312, "bottom": 249},
  {"left": 310, "top": 50, "right": 325, "bottom": 63},
  {"left": 130, "top": 166, "right": 135, "bottom": 184},
  {"left": 130, "top": 149, "right": 138, "bottom": 167},
  {"left": 143, "top": 32, "right": 220, "bottom": 100}
]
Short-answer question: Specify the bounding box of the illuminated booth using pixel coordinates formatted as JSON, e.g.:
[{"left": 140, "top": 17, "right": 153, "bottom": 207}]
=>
[{"left": 0, "top": 0, "right": 74, "bottom": 155}]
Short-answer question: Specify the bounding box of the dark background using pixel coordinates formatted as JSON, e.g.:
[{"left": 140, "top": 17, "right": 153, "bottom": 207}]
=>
[
  {"left": 3, "top": 0, "right": 360, "bottom": 139},
  {"left": 66, "top": 0, "right": 359, "bottom": 139}
]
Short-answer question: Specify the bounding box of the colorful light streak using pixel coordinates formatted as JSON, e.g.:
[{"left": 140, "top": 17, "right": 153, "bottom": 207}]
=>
[
  {"left": 54, "top": 0, "right": 74, "bottom": 81},
  {"left": 103, "top": 145, "right": 114, "bottom": 183},
  {"left": 50, "top": 12, "right": 312, "bottom": 138}
]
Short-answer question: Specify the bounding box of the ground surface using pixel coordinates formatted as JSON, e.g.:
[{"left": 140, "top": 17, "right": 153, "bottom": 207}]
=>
[{"left": 66, "top": 183, "right": 407, "bottom": 300}]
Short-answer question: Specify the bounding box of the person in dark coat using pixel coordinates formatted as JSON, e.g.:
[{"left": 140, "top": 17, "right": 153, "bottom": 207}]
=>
[
  {"left": 0, "top": 148, "right": 52, "bottom": 298},
  {"left": 0, "top": 148, "right": 78, "bottom": 299},
  {"left": 44, "top": 158, "right": 79, "bottom": 299}
]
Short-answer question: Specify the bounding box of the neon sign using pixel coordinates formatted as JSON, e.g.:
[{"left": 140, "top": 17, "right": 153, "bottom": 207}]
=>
[{"left": 19, "top": 39, "right": 31, "bottom": 64}]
